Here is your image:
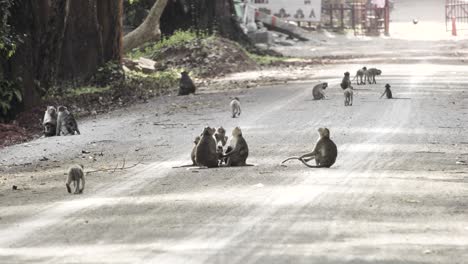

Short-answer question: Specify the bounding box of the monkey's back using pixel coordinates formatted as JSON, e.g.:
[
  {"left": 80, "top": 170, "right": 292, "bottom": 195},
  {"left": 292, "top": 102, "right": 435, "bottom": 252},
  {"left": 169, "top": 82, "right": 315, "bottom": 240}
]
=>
[
  {"left": 312, "top": 84, "right": 324, "bottom": 100},
  {"left": 68, "top": 166, "right": 84, "bottom": 181},
  {"left": 315, "top": 138, "right": 338, "bottom": 167},
  {"left": 228, "top": 136, "right": 249, "bottom": 166},
  {"left": 195, "top": 136, "right": 218, "bottom": 168}
]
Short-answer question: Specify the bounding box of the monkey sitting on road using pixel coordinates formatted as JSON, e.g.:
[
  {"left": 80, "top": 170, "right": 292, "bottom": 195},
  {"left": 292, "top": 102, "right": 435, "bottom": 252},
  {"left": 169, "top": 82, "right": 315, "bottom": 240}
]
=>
[
  {"left": 178, "top": 71, "right": 196, "bottom": 96},
  {"left": 43, "top": 106, "right": 57, "bottom": 137},
  {"left": 223, "top": 127, "right": 251, "bottom": 167},
  {"left": 195, "top": 127, "right": 219, "bottom": 168},
  {"left": 230, "top": 97, "right": 241, "bottom": 118},
  {"left": 352, "top": 67, "right": 367, "bottom": 85},
  {"left": 340, "top": 72, "right": 353, "bottom": 90},
  {"left": 66, "top": 164, "right": 85, "bottom": 194},
  {"left": 281, "top": 127, "right": 337, "bottom": 168},
  {"left": 56, "top": 106, "right": 80, "bottom": 136},
  {"left": 380, "top": 83, "right": 393, "bottom": 99},
  {"left": 344, "top": 88, "right": 353, "bottom": 106},
  {"left": 312, "top": 82, "right": 328, "bottom": 100}
]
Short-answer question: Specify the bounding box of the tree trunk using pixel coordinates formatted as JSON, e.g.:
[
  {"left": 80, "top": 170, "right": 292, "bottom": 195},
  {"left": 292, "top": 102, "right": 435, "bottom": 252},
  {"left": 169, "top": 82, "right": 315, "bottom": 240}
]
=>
[
  {"left": 1, "top": 0, "right": 123, "bottom": 115},
  {"left": 123, "top": 0, "right": 168, "bottom": 53},
  {"left": 160, "top": 0, "right": 251, "bottom": 46}
]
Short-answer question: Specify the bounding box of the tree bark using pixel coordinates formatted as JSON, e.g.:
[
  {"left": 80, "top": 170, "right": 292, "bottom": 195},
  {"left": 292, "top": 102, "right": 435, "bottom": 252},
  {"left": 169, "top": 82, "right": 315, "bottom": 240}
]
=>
[
  {"left": 123, "top": 0, "right": 168, "bottom": 53},
  {"left": 160, "top": 0, "right": 252, "bottom": 47},
  {"left": 1, "top": 0, "right": 123, "bottom": 116}
]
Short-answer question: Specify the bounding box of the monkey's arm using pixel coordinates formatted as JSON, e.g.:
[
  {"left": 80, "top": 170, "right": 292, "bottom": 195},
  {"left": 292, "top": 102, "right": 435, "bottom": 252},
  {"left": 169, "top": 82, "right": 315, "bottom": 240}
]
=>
[
  {"left": 379, "top": 91, "right": 386, "bottom": 98},
  {"left": 223, "top": 144, "right": 240, "bottom": 157}
]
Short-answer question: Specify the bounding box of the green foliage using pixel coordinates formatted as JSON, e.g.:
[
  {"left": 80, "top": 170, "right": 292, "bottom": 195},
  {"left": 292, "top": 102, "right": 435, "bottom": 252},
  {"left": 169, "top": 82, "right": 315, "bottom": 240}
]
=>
[
  {"left": 94, "top": 61, "right": 125, "bottom": 86},
  {"left": 127, "top": 30, "right": 208, "bottom": 59},
  {"left": 0, "top": 0, "right": 17, "bottom": 58},
  {"left": 0, "top": 79, "right": 22, "bottom": 116},
  {"left": 69, "top": 86, "right": 112, "bottom": 96},
  {"left": 247, "top": 52, "right": 288, "bottom": 66}
]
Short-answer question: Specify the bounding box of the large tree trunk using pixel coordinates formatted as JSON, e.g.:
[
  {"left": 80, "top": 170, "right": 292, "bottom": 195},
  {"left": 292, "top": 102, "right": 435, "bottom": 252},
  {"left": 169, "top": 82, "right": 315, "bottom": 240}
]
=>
[
  {"left": 160, "top": 0, "right": 251, "bottom": 46},
  {"left": 1, "top": 0, "right": 123, "bottom": 115},
  {"left": 123, "top": 0, "right": 168, "bottom": 53}
]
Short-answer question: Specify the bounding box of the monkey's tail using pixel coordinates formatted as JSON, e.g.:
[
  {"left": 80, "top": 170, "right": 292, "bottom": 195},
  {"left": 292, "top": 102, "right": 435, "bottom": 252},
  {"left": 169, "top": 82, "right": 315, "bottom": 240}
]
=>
[
  {"left": 281, "top": 157, "right": 328, "bottom": 168},
  {"left": 172, "top": 164, "right": 197, "bottom": 169},
  {"left": 281, "top": 157, "right": 302, "bottom": 164}
]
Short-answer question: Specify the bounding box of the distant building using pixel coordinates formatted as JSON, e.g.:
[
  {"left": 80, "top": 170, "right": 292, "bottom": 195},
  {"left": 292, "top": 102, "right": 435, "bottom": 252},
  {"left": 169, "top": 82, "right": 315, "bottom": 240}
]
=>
[{"left": 250, "top": 0, "right": 322, "bottom": 22}]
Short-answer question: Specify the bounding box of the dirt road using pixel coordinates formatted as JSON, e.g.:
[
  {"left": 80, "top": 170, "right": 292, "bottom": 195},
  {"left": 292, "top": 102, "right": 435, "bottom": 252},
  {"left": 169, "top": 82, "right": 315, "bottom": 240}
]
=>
[{"left": 1, "top": 56, "right": 467, "bottom": 263}]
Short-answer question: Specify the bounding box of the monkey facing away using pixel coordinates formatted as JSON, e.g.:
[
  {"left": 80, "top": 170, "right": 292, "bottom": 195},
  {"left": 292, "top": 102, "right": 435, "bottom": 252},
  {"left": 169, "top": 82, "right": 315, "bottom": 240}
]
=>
[
  {"left": 230, "top": 97, "right": 241, "bottom": 118},
  {"left": 352, "top": 67, "right": 367, "bottom": 85},
  {"left": 344, "top": 88, "right": 353, "bottom": 106},
  {"left": 366, "top": 68, "right": 382, "bottom": 84},
  {"left": 223, "top": 127, "right": 251, "bottom": 167},
  {"left": 312, "top": 82, "right": 328, "bottom": 100},
  {"left": 195, "top": 127, "right": 219, "bottom": 168},
  {"left": 380, "top": 83, "right": 393, "bottom": 99},
  {"left": 178, "top": 71, "right": 196, "bottom": 96},
  {"left": 340, "top": 72, "right": 353, "bottom": 90},
  {"left": 43, "top": 106, "right": 57, "bottom": 137},
  {"left": 56, "top": 106, "right": 80, "bottom": 136},
  {"left": 281, "top": 127, "right": 338, "bottom": 168},
  {"left": 66, "top": 164, "right": 85, "bottom": 194}
]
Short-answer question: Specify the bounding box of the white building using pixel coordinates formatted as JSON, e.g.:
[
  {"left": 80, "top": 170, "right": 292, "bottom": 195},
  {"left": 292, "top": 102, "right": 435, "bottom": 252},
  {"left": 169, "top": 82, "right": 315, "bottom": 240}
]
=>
[{"left": 249, "top": 0, "right": 322, "bottom": 22}]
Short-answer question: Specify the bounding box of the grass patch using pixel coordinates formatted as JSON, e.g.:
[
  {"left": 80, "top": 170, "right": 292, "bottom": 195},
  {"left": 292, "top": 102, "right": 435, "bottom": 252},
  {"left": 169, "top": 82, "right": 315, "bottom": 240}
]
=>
[
  {"left": 69, "top": 86, "right": 112, "bottom": 96},
  {"left": 247, "top": 53, "right": 289, "bottom": 65},
  {"left": 127, "top": 30, "right": 210, "bottom": 59}
]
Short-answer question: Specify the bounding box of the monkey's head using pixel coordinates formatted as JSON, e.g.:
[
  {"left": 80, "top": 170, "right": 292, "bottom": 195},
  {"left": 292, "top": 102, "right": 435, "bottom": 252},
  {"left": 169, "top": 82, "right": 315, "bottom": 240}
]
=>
[
  {"left": 181, "top": 71, "right": 189, "bottom": 77},
  {"left": 385, "top": 83, "right": 391, "bottom": 89},
  {"left": 232, "top": 127, "right": 242, "bottom": 137},
  {"left": 194, "top": 136, "right": 201, "bottom": 145},
  {"left": 363, "top": 66, "right": 367, "bottom": 70},
  {"left": 217, "top": 127, "right": 226, "bottom": 135},
  {"left": 46, "top": 106, "right": 57, "bottom": 115},
  {"left": 318, "top": 127, "right": 330, "bottom": 138},
  {"left": 202, "top": 127, "right": 215, "bottom": 136},
  {"left": 344, "top": 72, "right": 350, "bottom": 76},
  {"left": 376, "top": 69, "right": 382, "bottom": 75},
  {"left": 233, "top": 97, "right": 240, "bottom": 101},
  {"left": 57, "top": 106, "right": 67, "bottom": 112},
  {"left": 322, "top": 82, "right": 328, "bottom": 89}
]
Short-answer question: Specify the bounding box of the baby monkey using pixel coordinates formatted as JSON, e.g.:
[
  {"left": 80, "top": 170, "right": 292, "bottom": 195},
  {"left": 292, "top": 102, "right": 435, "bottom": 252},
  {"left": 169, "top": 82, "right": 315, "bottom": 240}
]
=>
[{"left": 66, "top": 164, "right": 85, "bottom": 194}]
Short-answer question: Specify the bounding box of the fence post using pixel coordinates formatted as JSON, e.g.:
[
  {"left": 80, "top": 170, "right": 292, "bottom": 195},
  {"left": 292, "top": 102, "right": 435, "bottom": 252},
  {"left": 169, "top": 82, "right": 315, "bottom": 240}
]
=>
[
  {"left": 384, "top": 0, "right": 390, "bottom": 36},
  {"left": 330, "top": 5, "right": 334, "bottom": 29},
  {"left": 340, "top": 4, "right": 345, "bottom": 31}
]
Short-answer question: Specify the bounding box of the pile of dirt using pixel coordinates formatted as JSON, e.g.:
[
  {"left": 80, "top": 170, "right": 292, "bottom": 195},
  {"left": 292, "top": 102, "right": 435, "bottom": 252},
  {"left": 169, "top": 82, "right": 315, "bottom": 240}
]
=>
[
  {"left": 0, "top": 123, "right": 36, "bottom": 148},
  {"left": 151, "top": 37, "right": 259, "bottom": 78}
]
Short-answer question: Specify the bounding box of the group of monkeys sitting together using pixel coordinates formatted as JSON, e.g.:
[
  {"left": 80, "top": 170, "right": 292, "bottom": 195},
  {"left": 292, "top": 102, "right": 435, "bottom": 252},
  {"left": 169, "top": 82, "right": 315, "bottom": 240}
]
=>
[
  {"left": 311, "top": 66, "right": 393, "bottom": 106},
  {"left": 42, "top": 105, "right": 80, "bottom": 137},
  {"left": 177, "top": 126, "right": 250, "bottom": 168}
]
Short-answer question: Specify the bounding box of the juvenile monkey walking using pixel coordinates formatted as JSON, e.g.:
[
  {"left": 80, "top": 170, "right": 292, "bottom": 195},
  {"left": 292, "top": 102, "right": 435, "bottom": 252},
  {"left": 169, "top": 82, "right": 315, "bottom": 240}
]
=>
[
  {"left": 344, "top": 88, "right": 353, "bottom": 106},
  {"left": 282, "top": 127, "right": 337, "bottom": 168},
  {"left": 230, "top": 97, "right": 241, "bottom": 118},
  {"left": 66, "top": 165, "right": 85, "bottom": 194}
]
